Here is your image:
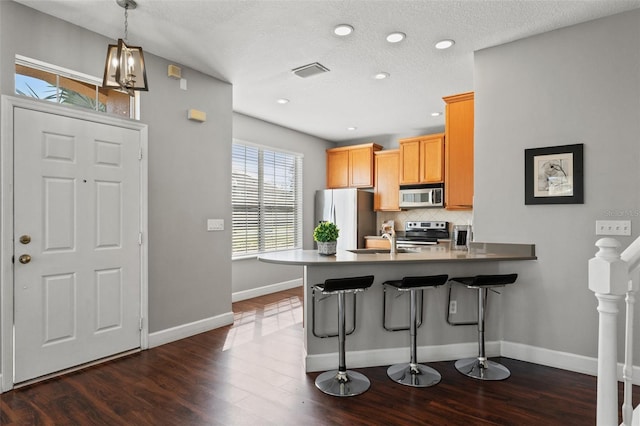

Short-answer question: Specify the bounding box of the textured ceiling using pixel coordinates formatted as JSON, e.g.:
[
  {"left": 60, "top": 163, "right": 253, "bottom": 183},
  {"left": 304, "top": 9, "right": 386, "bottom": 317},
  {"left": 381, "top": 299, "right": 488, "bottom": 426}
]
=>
[{"left": 15, "top": 0, "right": 640, "bottom": 142}]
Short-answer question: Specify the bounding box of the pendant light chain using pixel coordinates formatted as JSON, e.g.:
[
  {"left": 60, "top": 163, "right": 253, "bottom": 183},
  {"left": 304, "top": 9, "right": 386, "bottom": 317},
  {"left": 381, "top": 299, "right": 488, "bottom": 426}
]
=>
[{"left": 124, "top": 5, "right": 129, "bottom": 42}]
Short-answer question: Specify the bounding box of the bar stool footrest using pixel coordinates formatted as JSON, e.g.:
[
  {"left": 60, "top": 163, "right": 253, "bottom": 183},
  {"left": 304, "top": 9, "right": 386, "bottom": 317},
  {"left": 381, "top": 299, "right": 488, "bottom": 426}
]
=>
[
  {"left": 454, "top": 357, "right": 510, "bottom": 381},
  {"left": 315, "top": 369, "right": 370, "bottom": 397},
  {"left": 387, "top": 363, "right": 441, "bottom": 387}
]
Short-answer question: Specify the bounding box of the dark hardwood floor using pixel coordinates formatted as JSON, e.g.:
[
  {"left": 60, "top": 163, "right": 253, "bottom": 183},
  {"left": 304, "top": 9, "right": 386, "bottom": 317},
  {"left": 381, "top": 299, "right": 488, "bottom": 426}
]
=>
[{"left": 1, "top": 286, "right": 636, "bottom": 425}]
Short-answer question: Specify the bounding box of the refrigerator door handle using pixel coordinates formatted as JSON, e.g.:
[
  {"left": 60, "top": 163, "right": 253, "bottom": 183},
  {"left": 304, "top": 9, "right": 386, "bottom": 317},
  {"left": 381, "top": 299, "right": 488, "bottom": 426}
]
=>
[{"left": 331, "top": 201, "right": 336, "bottom": 224}]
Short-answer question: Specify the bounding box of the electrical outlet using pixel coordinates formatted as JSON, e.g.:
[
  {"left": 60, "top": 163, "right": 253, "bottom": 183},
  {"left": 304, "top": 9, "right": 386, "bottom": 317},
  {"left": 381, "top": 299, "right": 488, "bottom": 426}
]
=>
[
  {"left": 595, "top": 220, "right": 631, "bottom": 236},
  {"left": 449, "top": 300, "right": 457, "bottom": 315}
]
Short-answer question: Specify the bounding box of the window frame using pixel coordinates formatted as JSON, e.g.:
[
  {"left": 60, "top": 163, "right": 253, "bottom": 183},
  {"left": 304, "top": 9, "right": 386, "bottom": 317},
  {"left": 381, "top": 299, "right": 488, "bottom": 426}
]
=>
[
  {"left": 232, "top": 139, "right": 303, "bottom": 260},
  {"left": 15, "top": 55, "right": 138, "bottom": 119}
]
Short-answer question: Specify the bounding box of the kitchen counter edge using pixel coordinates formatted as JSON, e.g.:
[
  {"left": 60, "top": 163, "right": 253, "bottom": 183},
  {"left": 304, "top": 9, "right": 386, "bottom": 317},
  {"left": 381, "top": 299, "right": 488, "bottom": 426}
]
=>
[{"left": 258, "top": 242, "right": 536, "bottom": 266}]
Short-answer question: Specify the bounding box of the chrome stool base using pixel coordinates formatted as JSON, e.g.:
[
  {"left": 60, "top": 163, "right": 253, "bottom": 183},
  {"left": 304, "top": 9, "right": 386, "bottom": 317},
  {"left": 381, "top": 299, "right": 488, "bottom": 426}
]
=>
[
  {"left": 387, "top": 363, "right": 441, "bottom": 387},
  {"left": 455, "top": 357, "right": 510, "bottom": 381},
  {"left": 315, "top": 369, "right": 370, "bottom": 397}
]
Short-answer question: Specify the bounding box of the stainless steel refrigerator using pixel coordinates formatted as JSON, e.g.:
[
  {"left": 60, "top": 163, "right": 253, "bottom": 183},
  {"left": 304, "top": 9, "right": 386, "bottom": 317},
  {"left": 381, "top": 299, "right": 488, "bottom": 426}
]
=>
[{"left": 314, "top": 188, "right": 376, "bottom": 250}]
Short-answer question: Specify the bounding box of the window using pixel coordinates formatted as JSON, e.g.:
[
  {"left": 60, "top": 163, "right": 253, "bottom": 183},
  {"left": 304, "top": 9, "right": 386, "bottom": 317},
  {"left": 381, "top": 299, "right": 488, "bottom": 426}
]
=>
[
  {"left": 15, "top": 56, "right": 135, "bottom": 119},
  {"left": 232, "top": 141, "right": 303, "bottom": 258}
]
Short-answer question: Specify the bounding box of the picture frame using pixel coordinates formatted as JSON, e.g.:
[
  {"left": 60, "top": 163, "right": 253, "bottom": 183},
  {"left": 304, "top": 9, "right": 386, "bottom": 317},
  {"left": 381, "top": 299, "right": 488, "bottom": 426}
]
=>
[{"left": 524, "top": 143, "right": 583, "bottom": 205}]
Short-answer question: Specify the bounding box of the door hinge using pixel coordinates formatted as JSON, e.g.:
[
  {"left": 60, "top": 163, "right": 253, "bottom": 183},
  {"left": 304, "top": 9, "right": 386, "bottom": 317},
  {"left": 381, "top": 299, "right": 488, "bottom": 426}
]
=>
[
  {"left": 11, "top": 255, "right": 14, "bottom": 264},
  {"left": 139, "top": 317, "right": 144, "bottom": 331},
  {"left": 138, "top": 232, "right": 143, "bottom": 245},
  {"left": 138, "top": 148, "right": 143, "bottom": 160}
]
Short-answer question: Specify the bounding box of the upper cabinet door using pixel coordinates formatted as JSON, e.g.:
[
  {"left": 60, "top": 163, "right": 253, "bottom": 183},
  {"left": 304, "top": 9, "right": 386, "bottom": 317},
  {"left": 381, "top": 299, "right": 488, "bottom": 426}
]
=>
[
  {"left": 399, "top": 133, "right": 444, "bottom": 185},
  {"left": 326, "top": 143, "right": 382, "bottom": 188},
  {"left": 443, "top": 92, "right": 474, "bottom": 210},
  {"left": 420, "top": 136, "right": 444, "bottom": 183},
  {"left": 399, "top": 139, "right": 421, "bottom": 185},
  {"left": 349, "top": 145, "right": 375, "bottom": 187},
  {"left": 326, "top": 149, "right": 349, "bottom": 188},
  {"left": 374, "top": 149, "right": 400, "bottom": 211}
]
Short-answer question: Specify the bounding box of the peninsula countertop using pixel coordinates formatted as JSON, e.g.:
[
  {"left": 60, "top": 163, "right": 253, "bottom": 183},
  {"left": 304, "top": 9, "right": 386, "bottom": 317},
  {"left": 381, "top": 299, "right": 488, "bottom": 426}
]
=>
[{"left": 258, "top": 242, "right": 536, "bottom": 265}]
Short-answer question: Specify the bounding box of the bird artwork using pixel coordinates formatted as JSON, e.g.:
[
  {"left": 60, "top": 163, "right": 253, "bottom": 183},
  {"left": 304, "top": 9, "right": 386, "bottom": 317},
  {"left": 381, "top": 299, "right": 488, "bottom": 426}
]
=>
[{"left": 537, "top": 158, "right": 572, "bottom": 196}]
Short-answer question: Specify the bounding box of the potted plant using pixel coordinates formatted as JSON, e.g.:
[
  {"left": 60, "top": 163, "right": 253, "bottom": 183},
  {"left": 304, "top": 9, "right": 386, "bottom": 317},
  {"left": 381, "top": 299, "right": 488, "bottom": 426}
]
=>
[{"left": 313, "top": 221, "right": 339, "bottom": 255}]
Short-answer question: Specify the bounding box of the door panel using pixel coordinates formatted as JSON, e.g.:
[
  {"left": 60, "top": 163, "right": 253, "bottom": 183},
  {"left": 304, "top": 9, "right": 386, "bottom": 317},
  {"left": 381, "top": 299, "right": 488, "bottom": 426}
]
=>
[
  {"left": 44, "top": 177, "right": 76, "bottom": 251},
  {"left": 43, "top": 272, "right": 76, "bottom": 343},
  {"left": 314, "top": 190, "right": 333, "bottom": 224},
  {"left": 96, "top": 181, "right": 122, "bottom": 248},
  {"left": 95, "top": 268, "right": 123, "bottom": 331},
  {"left": 332, "top": 189, "right": 357, "bottom": 251},
  {"left": 13, "top": 107, "right": 141, "bottom": 383}
]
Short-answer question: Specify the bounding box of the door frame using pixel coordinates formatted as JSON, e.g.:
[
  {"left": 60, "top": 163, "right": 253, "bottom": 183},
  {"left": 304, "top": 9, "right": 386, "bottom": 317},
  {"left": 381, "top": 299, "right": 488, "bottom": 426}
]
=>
[{"left": 0, "top": 95, "right": 149, "bottom": 392}]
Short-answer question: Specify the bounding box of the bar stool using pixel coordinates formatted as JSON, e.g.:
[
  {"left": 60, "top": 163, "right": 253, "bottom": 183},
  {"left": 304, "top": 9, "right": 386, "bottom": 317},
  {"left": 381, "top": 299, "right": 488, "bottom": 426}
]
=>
[
  {"left": 383, "top": 274, "right": 449, "bottom": 387},
  {"left": 313, "top": 275, "right": 375, "bottom": 397},
  {"left": 447, "top": 273, "right": 518, "bottom": 380}
]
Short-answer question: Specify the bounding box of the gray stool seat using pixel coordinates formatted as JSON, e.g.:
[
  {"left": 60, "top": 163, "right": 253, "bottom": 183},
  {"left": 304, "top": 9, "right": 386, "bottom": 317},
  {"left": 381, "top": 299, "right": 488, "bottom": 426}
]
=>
[
  {"left": 313, "top": 275, "right": 374, "bottom": 397},
  {"left": 448, "top": 273, "right": 518, "bottom": 381},
  {"left": 383, "top": 274, "right": 448, "bottom": 387}
]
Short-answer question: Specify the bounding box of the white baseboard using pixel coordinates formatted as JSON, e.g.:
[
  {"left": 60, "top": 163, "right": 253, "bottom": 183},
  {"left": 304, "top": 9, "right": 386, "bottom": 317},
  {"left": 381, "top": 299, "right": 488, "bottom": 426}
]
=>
[
  {"left": 305, "top": 341, "right": 500, "bottom": 373},
  {"left": 148, "top": 311, "right": 234, "bottom": 348},
  {"left": 501, "top": 341, "right": 597, "bottom": 377},
  {"left": 232, "top": 278, "right": 302, "bottom": 302},
  {"left": 306, "top": 339, "right": 640, "bottom": 385},
  {"left": 149, "top": 279, "right": 302, "bottom": 349},
  {"left": 501, "top": 340, "right": 640, "bottom": 386}
]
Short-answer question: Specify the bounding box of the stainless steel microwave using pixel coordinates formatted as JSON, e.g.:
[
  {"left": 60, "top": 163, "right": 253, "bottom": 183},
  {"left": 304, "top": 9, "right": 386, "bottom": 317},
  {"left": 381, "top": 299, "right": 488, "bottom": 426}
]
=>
[{"left": 399, "top": 186, "right": 444, "bottom": 208}]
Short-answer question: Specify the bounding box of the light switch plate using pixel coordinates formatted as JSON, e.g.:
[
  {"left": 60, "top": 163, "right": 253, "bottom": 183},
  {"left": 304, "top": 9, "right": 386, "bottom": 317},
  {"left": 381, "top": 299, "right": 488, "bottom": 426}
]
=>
[
  {"left": 595, "top": 220, "right": 631, "bottom": 236},
  {"left": 207, "top": 219, "right": 224, "bottom": 231}
]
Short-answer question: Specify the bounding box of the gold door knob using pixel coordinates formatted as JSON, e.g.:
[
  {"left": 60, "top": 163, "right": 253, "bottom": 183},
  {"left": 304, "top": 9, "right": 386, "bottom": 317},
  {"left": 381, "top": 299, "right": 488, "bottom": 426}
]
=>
[
  {"left": 19, "top": 235, "right": 31, "bottom": 244},
  {"left": 19, "top": 254, "right": 31, "bottom": 264}
]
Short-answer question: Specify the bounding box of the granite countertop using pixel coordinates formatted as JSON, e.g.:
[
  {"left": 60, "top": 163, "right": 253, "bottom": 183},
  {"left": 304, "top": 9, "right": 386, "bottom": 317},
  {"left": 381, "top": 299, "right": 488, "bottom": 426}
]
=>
[{"left": 258, "top": 242, "right": 536, "bottom": 266}]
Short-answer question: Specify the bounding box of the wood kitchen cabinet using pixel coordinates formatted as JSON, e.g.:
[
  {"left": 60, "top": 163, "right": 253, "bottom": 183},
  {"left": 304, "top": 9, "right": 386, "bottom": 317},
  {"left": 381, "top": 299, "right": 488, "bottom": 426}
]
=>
[
  {"left": 399, "top": 133, "right": 444, "bottom": 185},
  {"left": 365, "top": 238, "right": 391, "bottom": 249},
  {"left": 443, "top": 92, "right": 474, "bottom": 210},
  {"left": 374, "top": 149, "right": 400, "bottom": 211},
  {"left": 326, "top": 143, "right": 382, "bottom": 188}
]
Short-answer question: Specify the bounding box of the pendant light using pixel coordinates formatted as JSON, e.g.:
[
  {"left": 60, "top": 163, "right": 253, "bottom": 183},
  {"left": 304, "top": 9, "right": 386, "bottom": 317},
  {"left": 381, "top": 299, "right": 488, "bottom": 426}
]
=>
[{"left": 102, "top": 0, "right": 148, "bottom": 95}]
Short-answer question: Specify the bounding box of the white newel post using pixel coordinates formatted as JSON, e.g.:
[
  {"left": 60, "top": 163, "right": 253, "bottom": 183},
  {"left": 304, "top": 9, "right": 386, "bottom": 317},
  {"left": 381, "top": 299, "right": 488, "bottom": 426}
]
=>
[
  {"left": 623, "top": 283, "right": 636, "bottom": 426},
  {"left": 589, "top": 238, "right": 628, "bottom": 426}
]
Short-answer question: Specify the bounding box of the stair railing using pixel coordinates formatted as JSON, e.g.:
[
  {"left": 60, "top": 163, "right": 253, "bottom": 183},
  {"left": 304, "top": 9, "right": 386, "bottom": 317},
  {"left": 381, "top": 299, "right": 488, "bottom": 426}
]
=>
[{"left": 589, "top": 236, "right": 640, "bottom": 426}]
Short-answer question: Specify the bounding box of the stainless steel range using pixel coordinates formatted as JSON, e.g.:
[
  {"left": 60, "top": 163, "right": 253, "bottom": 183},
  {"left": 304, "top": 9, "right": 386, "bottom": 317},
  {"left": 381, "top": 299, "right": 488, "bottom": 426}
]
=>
[{"left": 396, "top": 221, "right": 449, "bottom": 247}]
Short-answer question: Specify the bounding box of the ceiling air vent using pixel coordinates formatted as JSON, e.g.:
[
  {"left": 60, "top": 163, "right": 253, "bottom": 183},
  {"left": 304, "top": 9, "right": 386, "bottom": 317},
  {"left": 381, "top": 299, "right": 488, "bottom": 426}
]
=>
[{"left": 292, "top": 62, "right": 330, "bottom": 78}]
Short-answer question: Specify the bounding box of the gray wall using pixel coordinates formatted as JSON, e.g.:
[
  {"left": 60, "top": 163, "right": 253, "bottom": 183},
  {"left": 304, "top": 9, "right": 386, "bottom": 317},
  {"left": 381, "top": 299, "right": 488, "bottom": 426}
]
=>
[
  {"left": 232, "top": 113, "right": 334, "bottom": 294},
  {"left": 0, "top": 1, "right": 232, "bottom": 386},
  {"left": 337, "top": 125, "right": 445, "bottom": 150},
  {"left": 474, "top": 9, "right": 640, "bottom": 358},
  {"left": 143, "top": 55, "right": 232, "bottom": 333}
]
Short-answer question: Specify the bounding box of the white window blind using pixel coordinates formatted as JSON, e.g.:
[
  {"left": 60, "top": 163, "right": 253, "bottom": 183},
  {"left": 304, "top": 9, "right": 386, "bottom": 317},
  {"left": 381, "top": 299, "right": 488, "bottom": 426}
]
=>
[{"left": 232, "top": 141, "right": 303, "bottom": 257}]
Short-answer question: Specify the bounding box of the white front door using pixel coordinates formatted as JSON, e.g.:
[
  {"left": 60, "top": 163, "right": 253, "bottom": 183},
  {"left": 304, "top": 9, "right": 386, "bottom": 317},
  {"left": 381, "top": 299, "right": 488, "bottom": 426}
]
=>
[{"left": 13, "top": 107, "right": 142, "bottom": 383}]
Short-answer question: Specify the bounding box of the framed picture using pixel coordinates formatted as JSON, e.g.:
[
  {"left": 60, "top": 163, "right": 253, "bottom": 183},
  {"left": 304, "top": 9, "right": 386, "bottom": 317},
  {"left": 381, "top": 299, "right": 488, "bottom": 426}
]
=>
[{"left": 524, "top": 143, "right": 583, "bottom": 205}]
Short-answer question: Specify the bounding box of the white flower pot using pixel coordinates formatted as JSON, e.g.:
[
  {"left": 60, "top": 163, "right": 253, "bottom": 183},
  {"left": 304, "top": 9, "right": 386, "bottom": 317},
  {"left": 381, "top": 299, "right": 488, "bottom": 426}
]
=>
[{"left": 317, "top": 241, "right": 337, "bottom": 256}]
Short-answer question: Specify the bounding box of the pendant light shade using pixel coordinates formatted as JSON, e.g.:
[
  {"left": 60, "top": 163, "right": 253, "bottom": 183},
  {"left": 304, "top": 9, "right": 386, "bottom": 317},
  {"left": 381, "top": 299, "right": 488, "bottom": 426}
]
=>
[
  {"left": 102, "top": 0, "right": 148, "bottom": 95},
  {"left": 102, "top": 38, "right": 148, "bottom": 93}
]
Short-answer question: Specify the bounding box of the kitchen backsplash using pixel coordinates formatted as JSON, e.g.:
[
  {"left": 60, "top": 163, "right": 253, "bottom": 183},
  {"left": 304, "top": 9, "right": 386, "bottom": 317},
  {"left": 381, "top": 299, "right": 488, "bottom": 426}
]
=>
[{"left": 377, "top": 209, "right": 473, "bottom": 234}]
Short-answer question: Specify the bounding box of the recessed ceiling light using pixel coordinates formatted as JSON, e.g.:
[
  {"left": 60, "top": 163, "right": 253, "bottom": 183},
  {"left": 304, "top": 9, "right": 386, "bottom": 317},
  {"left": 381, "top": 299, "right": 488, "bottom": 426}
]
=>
[
  {"left": 431, "top": 112, "right": 442, "bottom": 117},
  {"left": 374, "top": 72, "right": 390, "bottom": 80},
  {"left": 386, "top": 32, "right": 406, "bottom": 43},
  {"left": 277, "top": 98, "right": 289, "bottom": 104},
  {"left": 435, "top": 39, "right": 455, "bottom": 50},
  {"left": 347, "top": 126, "right": 357, "bottom": 131},
  {"left": 334, "top": 24, "right": 354, "bottom": 36}
]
